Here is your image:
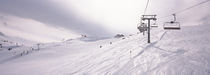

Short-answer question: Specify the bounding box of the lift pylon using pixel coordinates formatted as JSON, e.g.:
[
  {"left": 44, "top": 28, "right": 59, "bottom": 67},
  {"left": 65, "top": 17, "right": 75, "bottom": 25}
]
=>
[{"left": 138, "top": 15, "right": 157, "bottom": 43}]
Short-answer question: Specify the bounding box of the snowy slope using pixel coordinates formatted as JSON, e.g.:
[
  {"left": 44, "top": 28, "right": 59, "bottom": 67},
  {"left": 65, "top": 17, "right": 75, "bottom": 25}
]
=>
[
  {"left": 0, "top": 24, "right": 210, "bottom": 75},
  {"left": 0, "top": 32, "right": 40, "bottom": 64},
  {"left": 0, "top": 15, "right": 80, "bottom": 43}
]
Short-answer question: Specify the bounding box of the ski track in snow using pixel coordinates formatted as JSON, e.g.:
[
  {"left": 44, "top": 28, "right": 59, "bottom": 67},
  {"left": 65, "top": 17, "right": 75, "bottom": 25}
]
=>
[{"left": 0, "top": 25, "right": 210, "bottom": 75}]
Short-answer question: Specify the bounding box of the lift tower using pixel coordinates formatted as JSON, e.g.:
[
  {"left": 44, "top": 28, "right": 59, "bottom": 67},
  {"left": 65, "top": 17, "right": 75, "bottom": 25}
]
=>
[{"left": 138, "top": 15, "right": 157, "bottom": 43}]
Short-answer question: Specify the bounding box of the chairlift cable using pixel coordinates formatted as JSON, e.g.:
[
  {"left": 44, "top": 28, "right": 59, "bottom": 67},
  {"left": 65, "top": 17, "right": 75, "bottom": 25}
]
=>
[
  {"left": 174, "top": 0, "right": 210, "bottom": 14},
  {"left": 159, "top": 0, "right": 210, "bottom": 20},
  {"left": 144, "top": 0, "right": 150, "bottom": 15},
  {"left": 138, "top": 0, "right": 150, "bottom": 27}
]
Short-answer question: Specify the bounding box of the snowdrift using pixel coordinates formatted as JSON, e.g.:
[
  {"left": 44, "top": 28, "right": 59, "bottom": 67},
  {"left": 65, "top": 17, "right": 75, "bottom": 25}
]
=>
[{"left": 0, "top": 24, "right": 210, "bottom": 75}]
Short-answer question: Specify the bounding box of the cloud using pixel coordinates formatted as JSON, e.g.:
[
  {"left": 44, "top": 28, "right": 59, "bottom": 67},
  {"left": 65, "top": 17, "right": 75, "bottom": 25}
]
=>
[
  {"left": 0, "top": 0, "right": 112, "bottom": 37},
  {"left": 0, "top": 0, "right": 209, "bottom": 40},
  {"left": 0, "top": 15, "right": 80, "bottom": 42}
]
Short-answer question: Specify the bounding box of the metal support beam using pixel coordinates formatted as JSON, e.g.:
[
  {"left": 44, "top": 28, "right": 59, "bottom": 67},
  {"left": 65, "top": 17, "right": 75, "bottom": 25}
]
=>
[
  {"left": 148, "top": 19, "right": 150, "bottom": 43},
  {"left": 139, "top": 15, "right": 156, "bottom": 43}
]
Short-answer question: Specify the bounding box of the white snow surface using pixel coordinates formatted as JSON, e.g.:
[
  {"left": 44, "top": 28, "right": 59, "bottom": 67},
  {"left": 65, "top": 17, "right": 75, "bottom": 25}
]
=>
[{"left": 0, "top": 25, "right": 210, "bottom": 75}]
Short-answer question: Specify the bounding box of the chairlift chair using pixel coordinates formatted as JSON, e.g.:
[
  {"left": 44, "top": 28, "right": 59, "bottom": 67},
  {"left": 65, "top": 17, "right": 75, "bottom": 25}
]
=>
[
  {"left": 138, "top": 23, "right": 148, "bottom": 33},
  {"left": 163, "top": 14, "right": 181, "bottom": 30},
  {"left": 137, "top": 18, "right": 148, "bottom": 32},
  {"left": 164, "top": 21, "right": 180, "bottom": 30},
  {"left": 151, "top": 20, "right": 158, "bottom": 28}
]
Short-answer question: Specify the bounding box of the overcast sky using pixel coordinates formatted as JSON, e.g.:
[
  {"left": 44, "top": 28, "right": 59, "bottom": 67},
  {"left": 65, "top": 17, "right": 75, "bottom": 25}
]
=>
[{"left": 0, "top": 0, "right": 209, "bottom": 42}]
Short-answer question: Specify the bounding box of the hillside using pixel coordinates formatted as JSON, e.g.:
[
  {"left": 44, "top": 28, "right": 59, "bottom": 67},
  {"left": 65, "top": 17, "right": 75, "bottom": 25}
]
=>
[{"left": 0, "top": 24, "right": 210, "bottom": 75}]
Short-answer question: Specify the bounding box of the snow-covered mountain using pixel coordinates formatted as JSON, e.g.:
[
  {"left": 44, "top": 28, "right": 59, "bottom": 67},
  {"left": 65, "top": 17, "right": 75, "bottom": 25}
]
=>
[
  {"left": 0, "top": 15, "right": 80, "bottom": 43},
  {"left": 0, "top": 24, "right": 210, "bottom": 75}
]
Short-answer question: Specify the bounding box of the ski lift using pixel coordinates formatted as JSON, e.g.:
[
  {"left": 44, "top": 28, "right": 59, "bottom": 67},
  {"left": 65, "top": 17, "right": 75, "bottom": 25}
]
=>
[
  {"left": 151, "top": 20, "right": 158, "bottom": 28},
  {"left": 163, "top": 14, "right": 180, "bottom": 30},
  {"left": 138, "top": 23, "right": 148, "bottom": 33},
  {"left": 137, "top": 18, "right": 148, "bottom": 33}
]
